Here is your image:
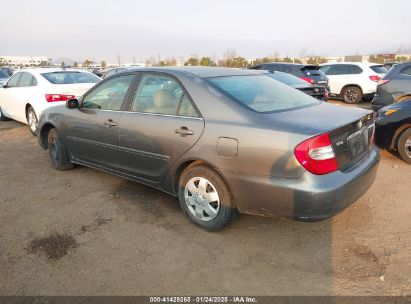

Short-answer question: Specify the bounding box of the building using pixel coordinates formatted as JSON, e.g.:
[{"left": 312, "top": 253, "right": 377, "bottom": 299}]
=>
[{"left": 0, "top": 55, "right": 49, "bottom": 67}]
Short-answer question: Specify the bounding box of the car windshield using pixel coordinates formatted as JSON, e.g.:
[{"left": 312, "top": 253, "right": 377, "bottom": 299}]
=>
[
  {"left": 41, "top": 72, "right": 101, "bottom": 84},
  {"left": 0, "top": 70, "right": 8, "bottom": 78},
  {"left": 267, "top": 73, "right": 309, "bottom": 87},
  {"left": 301, "top": 66, "right": 325, "bottom": 77},
  {"left": 370, "top": 65, "right": 388, "bottom": 74},
  {"left": 208, "top": 75, "right": 320, "bottom": 113}
]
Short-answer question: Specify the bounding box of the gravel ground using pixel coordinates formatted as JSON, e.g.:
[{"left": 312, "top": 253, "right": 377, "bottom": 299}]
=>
[{"left": 0, "top": 100, "right": 410, "bottom": 295}]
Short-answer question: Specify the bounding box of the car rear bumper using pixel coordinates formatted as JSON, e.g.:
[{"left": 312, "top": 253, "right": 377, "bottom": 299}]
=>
[{"left": 224, "top": 146, "right": 380, "bottom": 220}]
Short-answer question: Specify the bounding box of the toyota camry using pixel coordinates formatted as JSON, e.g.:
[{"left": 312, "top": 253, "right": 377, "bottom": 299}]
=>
[{"left": 37, "top": 67, "right": 379, "bottom": 231}]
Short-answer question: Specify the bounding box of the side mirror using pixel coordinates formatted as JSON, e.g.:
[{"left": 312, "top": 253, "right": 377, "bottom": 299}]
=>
[{"left": 66, "top": 98, "right": 79, "bottom": 109}]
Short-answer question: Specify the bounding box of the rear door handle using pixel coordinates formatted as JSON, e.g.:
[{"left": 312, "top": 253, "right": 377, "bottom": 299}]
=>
[
  {"left": 175, "top": 126, "right": 194, "bottom": 137},
  {"left": 104, "top": 119, "right": 118, "bottom": 128}
]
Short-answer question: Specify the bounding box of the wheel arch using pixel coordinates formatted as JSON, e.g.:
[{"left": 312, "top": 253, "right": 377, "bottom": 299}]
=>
[
  {"left": 39, "top": 122, "right": 56, "bottom": 150},
  {"left": 390, "top": 123, "right": 411, "bottom": 151},
  {"left": 172, "top": 159, "right": 234, "bottom": 204},
  {"left": 340, "top": 84, "right": 363, "bottom": 96}
]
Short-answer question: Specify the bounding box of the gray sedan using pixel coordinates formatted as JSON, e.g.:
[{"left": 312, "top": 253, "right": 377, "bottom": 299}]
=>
[{"left": 37, "top": 67, "right": 379, "bottom": 231}]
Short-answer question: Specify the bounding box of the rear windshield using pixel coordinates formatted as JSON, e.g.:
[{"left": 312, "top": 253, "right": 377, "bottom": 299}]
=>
[
  {"left": 301, "top": 66, "right": 325, "bottom": 77},
  {"left": 370, "top": 65, "right": 388, "bottom": 74},
  {"left": 267, "top": 73, "right": 308, "bottom": 87},
  {"left": 41, "top": 72, "right": 101, "bottom": 84},
  {"left": 208, "top": 75, "right": 320, "bottom": 113},
  {"left": 0, "top": 70, "right": 8, "bottom": 78}
]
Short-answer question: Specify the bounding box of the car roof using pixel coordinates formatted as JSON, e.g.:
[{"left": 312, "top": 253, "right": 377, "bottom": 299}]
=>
[
  {"left": 14, "top": 68, "right": 93, "bottom": 75},
  {"left": 126, "top": 66, "right": 268, "bottom": 78},
  {"left": 321, "top": 62, "right": 383, "bottom": 67}
]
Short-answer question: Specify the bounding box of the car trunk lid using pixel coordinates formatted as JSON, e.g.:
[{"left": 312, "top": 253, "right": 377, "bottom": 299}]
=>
[{"left": 259, "top": 102, "right": 375, "bottom": 171}]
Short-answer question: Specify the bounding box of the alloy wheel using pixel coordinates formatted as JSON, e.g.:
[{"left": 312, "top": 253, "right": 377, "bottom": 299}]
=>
[
  {"left": 405, "top": 137, "right": 411, "bottom": 158},
  {"left": 27, "top": 111, "right": 37, "bottom": 132},
  {"left": 345, "top": 89, "right": 359, "bottom": 103}
]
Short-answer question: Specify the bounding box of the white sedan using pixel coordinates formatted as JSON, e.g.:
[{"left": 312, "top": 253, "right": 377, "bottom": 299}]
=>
[{"left": 0, "top": 68, "right": 101, "bottom": 135}]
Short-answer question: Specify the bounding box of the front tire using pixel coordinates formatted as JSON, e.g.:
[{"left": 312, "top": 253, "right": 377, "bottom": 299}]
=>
[
  {"left": 47, "top": 128, "right": 74, "bottom": 171},
  {"left": 341, "top": 86, "right": 363, "bottom": 104},
  {"left": 397, "top": 128, "right": 411, "bottom": 164},
  {"left": 178, "top": 165, "right": 236, "bottom": 231},
  {"left": 26, "top": 106, "right": 38, "bottom": 136}
]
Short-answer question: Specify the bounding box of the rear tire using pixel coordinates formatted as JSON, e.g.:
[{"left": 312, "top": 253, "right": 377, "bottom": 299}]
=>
[
  {"left": 0, "top": 106, "right": 9, "bottom": 121},
  {"left": 341, "top": 86, "right": 363, "bottom": 104},
  {"left": 26, "top": 106, "right": 38, "bottom": 136},
  {"left": 47, "top": 128, "right": 74, "bottom": 171},
  {"left": 178, "top": 165, "right": 237, "bottom": 231},
  {"left": 397, "top": 128, "right": 411, "bottom": 164}
]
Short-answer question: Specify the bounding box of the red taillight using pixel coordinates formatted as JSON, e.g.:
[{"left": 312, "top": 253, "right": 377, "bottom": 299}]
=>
[
  {"left": 377, "top": 79, "right": 390, "bottom": 86},
  {"left": 294, "top": 132, "right": 339, "bottom": 175},
  {"left": 45, "top": 94, "right": 75, "bottom": 102},
  {"left": 369, "top": 75, "right": 381, "bottom": 82},
  {"left": 300, "top": 77, "right": 315, "bottom": 84}
]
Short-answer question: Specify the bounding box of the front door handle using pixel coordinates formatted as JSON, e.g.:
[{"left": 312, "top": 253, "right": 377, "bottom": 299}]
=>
[
  {"left": 175, "top": 126, "right": 194, "bottom": 137},
  {"left": 104, "top": 119, "right": 118, "bottom": 128}
]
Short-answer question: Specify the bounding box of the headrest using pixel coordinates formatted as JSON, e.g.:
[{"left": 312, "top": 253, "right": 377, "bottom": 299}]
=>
[{"left": 153, "top": 90, "right": 174, "bottom": 107}]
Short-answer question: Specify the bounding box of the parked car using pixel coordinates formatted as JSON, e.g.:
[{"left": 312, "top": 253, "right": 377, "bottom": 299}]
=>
[
  {"left": 383, "top": 62, "right": 397, "bottom": 70},
  {"left": 371, "top": 62, "right": 411, "bottom": 111},
  {"left": 248, "top": 63, "right": 328, "bottom": 87},
  {"left": 0, "top": 69, "right": 9, "bottom": 86},
  {"left": 375, "top": 98, "right": 411, "bottom": 164},
  {"left": 320, "top": 62, "right": 387, "bottom": 104},
  {"left": 265, "top": 71, "right": 328, "bottom": 101},
  {"left": 37, "top": 67, "right": 379, "bottom": 231},
  {"left": 0, "top": 68, "right": 101, "bottom": 135},
  {"left": 102, "top": 66, "right": 143, "bottom": 79}
]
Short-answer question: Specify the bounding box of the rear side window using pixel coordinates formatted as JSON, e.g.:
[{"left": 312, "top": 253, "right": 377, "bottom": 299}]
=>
[
  {"left": 323, "top": 64, "right": 362, "bottom": 75},
  {"left": 41, "top": 72, "right": 100, "bottom": 84},
  {"left": 5, "top": 73, "right": 21, "bottom": 87},
  {"left": 209, "top": 75, "right": 320, "bottom": 113},
  {"left": 399, "top": 66, "right": 411, "bottom": 76},
  {"left": 19, "top": 72, "right": 37, "bottom": 87},
  {"left": 370, "top": 65, "right": 387, "bottom": 74},
  {"left": 301, "top": 67, "right": 326, "bottom": 77}
]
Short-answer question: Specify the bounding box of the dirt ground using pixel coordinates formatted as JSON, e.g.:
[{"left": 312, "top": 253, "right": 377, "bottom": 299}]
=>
[{"left": 0, "top": 100, "right": 410, "bottom": 296}]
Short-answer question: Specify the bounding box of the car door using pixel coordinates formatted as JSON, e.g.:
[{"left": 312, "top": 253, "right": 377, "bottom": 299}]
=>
[
  {"left": 0, "top": 72, "right": 23, "bottom": 120},
  {"left": 321, "top": 64, "right": 350, "bottom": 94},
  {"left": 117, "top": 73, "right": 204, "bottom": 182},
  {"left": 64, "top": 73, "right": 136, "bottom": 170},
  {"left": 11, "top": 72, "right": 39, "bottom": 122}
]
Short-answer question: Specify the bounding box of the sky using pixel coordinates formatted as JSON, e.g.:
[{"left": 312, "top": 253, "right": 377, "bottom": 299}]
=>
[{"left": 1, "top": 0, "right": 411, "bottom": 63}]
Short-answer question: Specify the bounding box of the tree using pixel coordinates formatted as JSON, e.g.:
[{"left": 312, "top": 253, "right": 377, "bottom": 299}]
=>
[
  {"left": 282, "top": 57, "right": 293, "bottom": 63},
  {"left": 293, "top": 58, "right": 302, "bottom": 64},
  {"left": 200, "top": 57, "right": 213, "bottom": 66},
  {"left": 73, "top": 61, "right": 78, "bottom": 67},
  {"left": 101, "top": 60, "right": 107, "bottom": 68},
  {"left": 369, "top": 55, "right": 384, "bottom": 64},
  {"left": 184, "top": 57, "right": 199, "bottom": 66},
  {"left": 60, "top": 61, "right": 65, "bottom": 68},
  {"left": 396, "top": 56, "right": 408, "bottom": 63},
  {"left": 82, "top": 60, "right": 93, "bottom": 67}
]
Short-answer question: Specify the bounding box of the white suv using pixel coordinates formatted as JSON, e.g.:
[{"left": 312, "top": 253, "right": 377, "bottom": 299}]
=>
[{"left": 320, "top": 62, "right": 387, "bottom": 104}]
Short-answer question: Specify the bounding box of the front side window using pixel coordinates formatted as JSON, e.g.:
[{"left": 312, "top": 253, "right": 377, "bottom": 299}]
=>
[
  {"left": 130, "top": 74, "right": 198, "bottom": 116},
  {"left": 209, "top": 75, "right": 320, "bottom": 113},
  {"left": 5, "top": 73, "right": 21, "bottom": 87},
  {"left": 19, "top": 72, "right": 37, "bottom": 87},
  {"left": 41, "top": 71, "right": 100, "bottom": 84},
  {"left": 82, "top": 74, "right": 134, "bottom": 111}
]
